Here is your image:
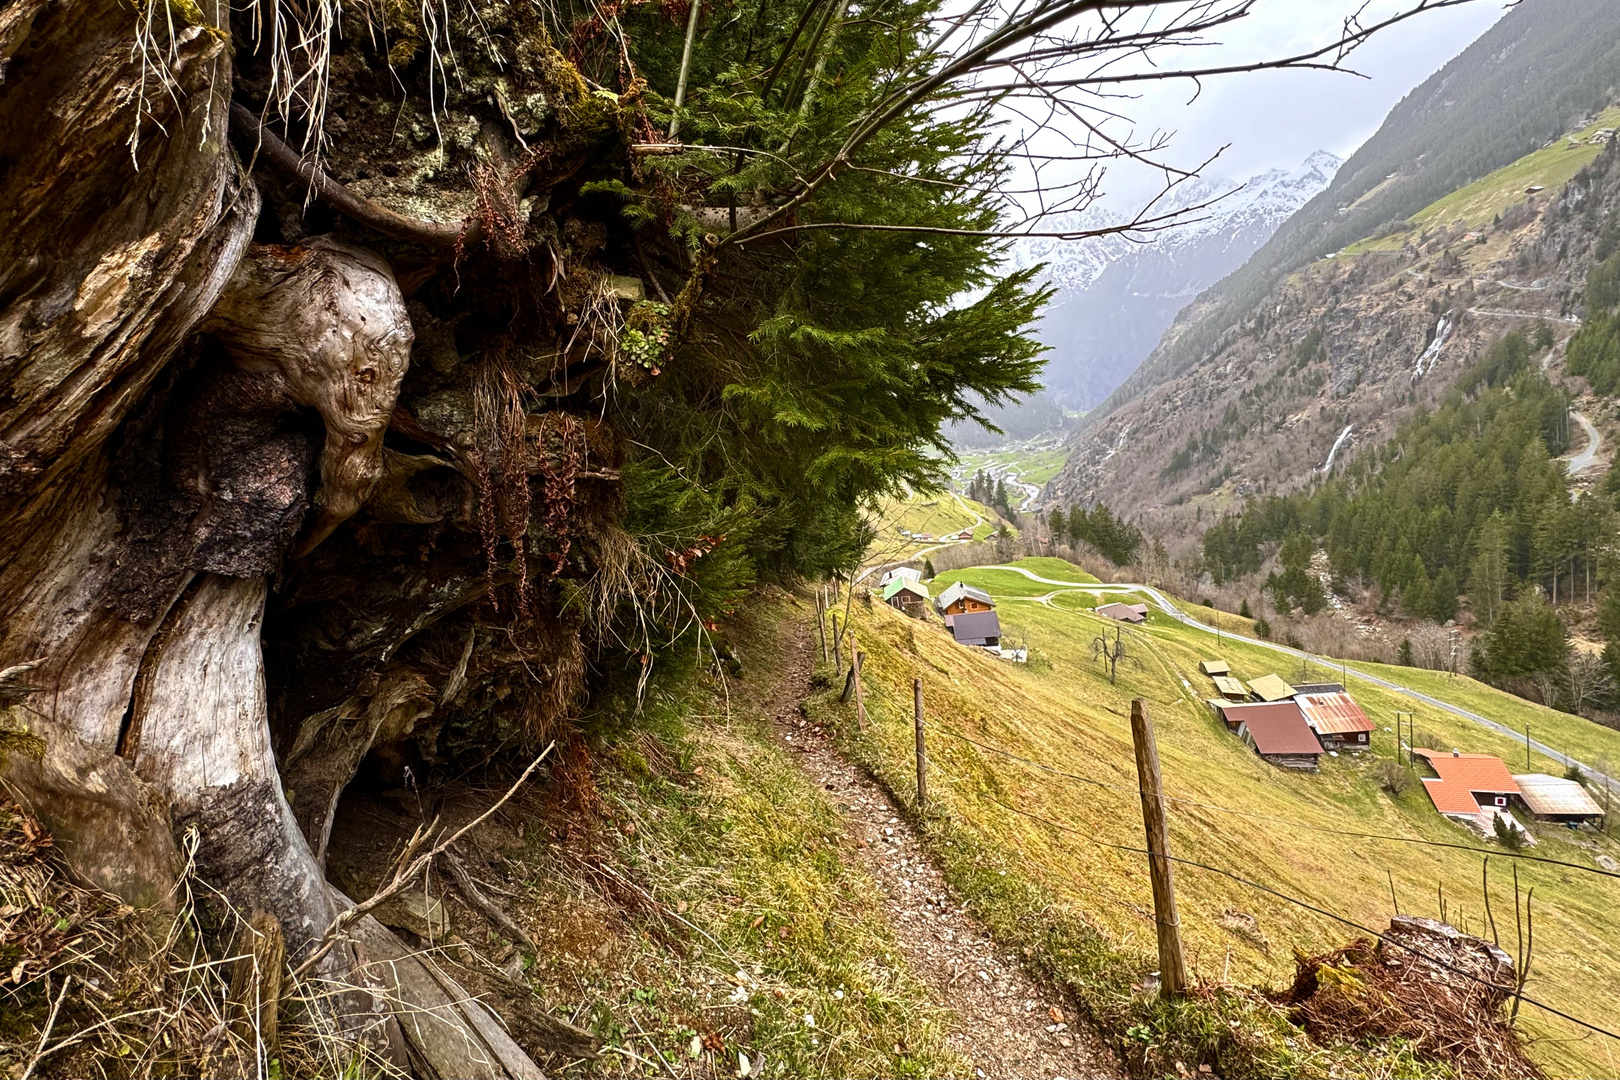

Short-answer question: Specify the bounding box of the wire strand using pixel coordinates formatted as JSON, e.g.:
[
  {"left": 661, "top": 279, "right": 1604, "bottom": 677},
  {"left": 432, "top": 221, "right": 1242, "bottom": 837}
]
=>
[
  {"left": 973, "top": 790, "right": 1620, "bottom": 1043},
  {"left": 919, "top": 718, "right": 1620, "bottom": 882}
]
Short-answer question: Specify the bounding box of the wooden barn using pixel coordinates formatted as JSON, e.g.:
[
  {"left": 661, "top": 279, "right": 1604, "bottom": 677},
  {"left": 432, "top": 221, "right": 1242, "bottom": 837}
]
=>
[
  {"left": 935, "top": 582, "right": 995, "bottom": 618},
  {"left": 881, "top": 578, "right": 929, "bottom": 618},
  {"left": 1234, "top": 701, "right": 1322, "bottom": 771},
  {"left": 1513, "top": 773, "right": 1605, "bottom": 825},
  {"left": 1096, "top": 602, "right": 1147, "bottom": 624},
  {"left": 1414, "top": 749, "right": 1521, "bottom": 828},
  {"left": 1247, "top": 674, "right": 1298, "bottom": 702},
  {"left": 1295, "top": 691, "right": 1374, "bottom": 750},
  {"left": 948, "top": 610, "right": 1002, "bottom": 648}
]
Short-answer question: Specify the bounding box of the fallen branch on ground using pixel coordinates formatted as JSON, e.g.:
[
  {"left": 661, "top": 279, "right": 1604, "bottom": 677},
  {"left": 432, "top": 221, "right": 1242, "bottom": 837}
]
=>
[{"left": 289, "top": 743, "right": 555, "bottom": 986}]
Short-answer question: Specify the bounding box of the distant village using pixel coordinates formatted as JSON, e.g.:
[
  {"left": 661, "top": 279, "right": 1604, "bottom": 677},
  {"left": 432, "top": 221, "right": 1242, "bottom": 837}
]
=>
[
  {"left": 876, "top": 564, "right": 1607, "bottom": 844},
  {"left": 877, "top": 568, "right": 1026, "bottom": 661},
  {"left": 1198, "top": 661, "right": 1606, "bottom": 838}
]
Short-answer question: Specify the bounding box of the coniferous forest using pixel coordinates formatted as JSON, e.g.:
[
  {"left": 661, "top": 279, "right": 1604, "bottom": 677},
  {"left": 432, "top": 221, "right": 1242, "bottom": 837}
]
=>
[{"left": 1205, "top": 326, "right": 1620, "bottom": 701}]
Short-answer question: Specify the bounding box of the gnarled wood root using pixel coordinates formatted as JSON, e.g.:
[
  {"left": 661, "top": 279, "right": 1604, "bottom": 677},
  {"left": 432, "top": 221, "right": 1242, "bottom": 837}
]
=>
[{"left": 203, "top": 238, "right": 414, "bottom": 556}]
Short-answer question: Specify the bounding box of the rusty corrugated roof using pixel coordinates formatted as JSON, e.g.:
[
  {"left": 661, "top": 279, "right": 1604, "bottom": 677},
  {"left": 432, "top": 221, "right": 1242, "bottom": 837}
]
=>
[{"left": 1296, "top": 692, "right": 1374, "bottom": 736}]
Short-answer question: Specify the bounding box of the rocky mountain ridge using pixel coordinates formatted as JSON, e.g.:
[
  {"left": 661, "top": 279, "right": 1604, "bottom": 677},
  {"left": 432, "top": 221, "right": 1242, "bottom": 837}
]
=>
[
  {"left": 1082, "top": 0, "right": 1620, "bottom": 430},
  {"left": 1023, "top": 151, "right": 1342, "bottom": 408}
]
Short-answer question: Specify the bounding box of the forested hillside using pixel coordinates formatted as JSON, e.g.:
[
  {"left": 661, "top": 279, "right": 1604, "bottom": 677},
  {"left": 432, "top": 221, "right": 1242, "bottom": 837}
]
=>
[
  {"left": 1046, "top": 85, "right": 1620, "bottom": 557},
  {"left": 1203, "top": 323, "right": 1620, "bottom": 710}
]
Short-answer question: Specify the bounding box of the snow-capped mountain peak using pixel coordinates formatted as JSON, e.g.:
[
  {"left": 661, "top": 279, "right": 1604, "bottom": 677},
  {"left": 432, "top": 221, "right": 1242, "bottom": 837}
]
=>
[
  {"left": 1017, "top": 152, "right": 1342, "bottom": 292},
  {"left": 1022, "top": 151, "right": 1342, "bottom": 409}
]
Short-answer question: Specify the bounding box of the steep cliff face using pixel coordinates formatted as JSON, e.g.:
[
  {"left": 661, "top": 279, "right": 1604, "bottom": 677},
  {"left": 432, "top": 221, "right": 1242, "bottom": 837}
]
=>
[{"left": 1045, "top": 132, "right": 1620, "bottom": 551}]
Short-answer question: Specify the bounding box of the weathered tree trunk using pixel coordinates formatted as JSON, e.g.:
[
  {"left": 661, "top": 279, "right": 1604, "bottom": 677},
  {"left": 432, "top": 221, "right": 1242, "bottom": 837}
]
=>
[
  {"left": 2, "top": 0, "right": 607, "bottom": 1068},
  {"left": 0, "top": 0, "right": 412, "bottom": 1047},
  {"left": 127, "top": 574, "right": 341, "bottom": 954},
  {"left": 0, "top": 0, "right": 260, "bottom": 907}
]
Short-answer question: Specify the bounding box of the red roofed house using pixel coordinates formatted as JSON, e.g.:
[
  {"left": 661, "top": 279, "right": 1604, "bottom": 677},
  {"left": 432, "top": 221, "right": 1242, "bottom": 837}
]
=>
[
  {"left": 1228, "top": 701, "right": 1321, "bottom": 772},
  {"left": 1295, "top": 691, "right": 1374, "bottom": 751},
  {"left": 1414, "top": 749, "right": 1521, "bottom": 829}
]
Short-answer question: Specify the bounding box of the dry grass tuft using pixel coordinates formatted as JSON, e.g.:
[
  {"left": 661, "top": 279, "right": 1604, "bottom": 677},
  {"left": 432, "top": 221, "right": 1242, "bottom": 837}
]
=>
[{"left": 0, "top": 794, "right": 392, "bottom": 1080}]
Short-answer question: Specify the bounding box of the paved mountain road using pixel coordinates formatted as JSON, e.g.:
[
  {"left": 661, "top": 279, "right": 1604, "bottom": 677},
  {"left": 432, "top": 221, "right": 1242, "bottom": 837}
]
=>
[{"left": 1565, "top": 410, "right": 1603, "bottom": 475}]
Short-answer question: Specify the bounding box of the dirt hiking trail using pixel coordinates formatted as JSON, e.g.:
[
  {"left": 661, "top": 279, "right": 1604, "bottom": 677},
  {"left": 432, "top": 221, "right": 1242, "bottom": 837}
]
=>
[{"left": 758, "top": 611, "right": 1120, "bottom": 1079}]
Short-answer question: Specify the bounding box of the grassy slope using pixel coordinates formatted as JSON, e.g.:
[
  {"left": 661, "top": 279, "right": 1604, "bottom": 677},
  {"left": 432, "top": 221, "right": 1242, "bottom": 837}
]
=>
[
  {"left": 931, "top": 557, "right": 1101, "bottom": 597},
  {"left": 824, "top": 567, "right": 1620, "bottom": 1078},
  {"left": 1346, "top": 105, "right": 1620, "bottom": 255},
  {"left": 869, "top": 492, "right": 1002, "bottom": 557},
  {"left": 1347, "top": 660, "right": 1620, "bottom": 773},
  {"left": 527, "top": 593, "right": 962, "bottom": 1079}
]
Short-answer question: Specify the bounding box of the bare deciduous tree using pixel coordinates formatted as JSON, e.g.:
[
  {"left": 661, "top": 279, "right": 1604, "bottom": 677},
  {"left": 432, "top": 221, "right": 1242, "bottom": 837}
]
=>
[{"left": 1091, "top": 623, "right": 1141, "bottom": 685}]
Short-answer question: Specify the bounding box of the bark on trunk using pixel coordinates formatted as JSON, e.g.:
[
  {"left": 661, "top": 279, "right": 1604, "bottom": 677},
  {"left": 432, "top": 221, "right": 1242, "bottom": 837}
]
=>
[
  {"left": 2, "top": 0, "right": 593, "bottom": 1071},
  {"left": 127, "top": 574, "right": 341, "bottom": 955},
  {"left": 0, "top": 0, "right": 260, "bottom": 908}
]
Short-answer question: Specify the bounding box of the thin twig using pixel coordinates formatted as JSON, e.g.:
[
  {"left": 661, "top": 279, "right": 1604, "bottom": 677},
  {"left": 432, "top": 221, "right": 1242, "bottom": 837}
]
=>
[
  {"left": 19, "top": 974, "right": 71, "bottom": 1080},
  {"left": 631, "top": 1015, "right": 679, "bottom": 1079},
  {"left": 289, "top": 743, "right": 555, "bottom": 984},
  {"left": 442, "top": 847, "right": 538, "bottom": 952}
]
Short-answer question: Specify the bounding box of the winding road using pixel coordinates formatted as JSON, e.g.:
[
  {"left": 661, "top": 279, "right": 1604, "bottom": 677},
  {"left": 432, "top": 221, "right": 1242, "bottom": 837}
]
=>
[
  {"left": 1565, "top": 410, "right": 1603, "bottom": 476},
  {"left": 977, "top": 564, "right": 1620, "bottom": 797},
  {"left": 857, "top": 494, "right": 988, "bottom": 585}
]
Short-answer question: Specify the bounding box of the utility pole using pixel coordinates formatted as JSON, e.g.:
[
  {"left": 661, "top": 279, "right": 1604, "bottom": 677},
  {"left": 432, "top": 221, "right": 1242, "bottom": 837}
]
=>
[{"left": 1130, "top": 699, "right": 1187, "bottom": 999}]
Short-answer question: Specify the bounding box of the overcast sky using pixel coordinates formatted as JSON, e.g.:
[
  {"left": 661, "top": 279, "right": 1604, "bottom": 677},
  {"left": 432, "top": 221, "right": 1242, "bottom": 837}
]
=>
[{"left": 1064, "top": 1, "right": 1512, "bottom": 204}]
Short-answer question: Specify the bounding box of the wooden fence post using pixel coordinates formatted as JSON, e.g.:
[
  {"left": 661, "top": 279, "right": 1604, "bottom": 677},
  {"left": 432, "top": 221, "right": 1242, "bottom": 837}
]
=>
[
  {"left": 817, "top": 588, "right": 829, "bottom": 663},
  {"left": 1130, "top": 698, "right": 1187, "bottom": 999},
  {"left": 913, "top": 678, "right": 926, "bottom": 810},
  {"left": 853, "top": 649, "right": 867, "bottom": 731},
  {"left": 832, "top": 614, "right": 842, "bottom": 674}
]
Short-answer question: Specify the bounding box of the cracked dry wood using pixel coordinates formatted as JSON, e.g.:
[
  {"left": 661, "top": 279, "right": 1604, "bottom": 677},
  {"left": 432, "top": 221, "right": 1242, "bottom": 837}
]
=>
[{"left": 764, "top": 611, "right": 1121, "bottom": 1080}]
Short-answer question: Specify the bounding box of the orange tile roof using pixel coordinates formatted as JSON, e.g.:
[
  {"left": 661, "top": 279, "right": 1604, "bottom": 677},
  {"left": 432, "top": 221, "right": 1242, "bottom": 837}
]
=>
[
  {"left": 1296, "top": 692, "right": 1374, "bottom": 736},
  {"left": 1414, "top": 749, "right": 1519, "bottom": 816}
]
